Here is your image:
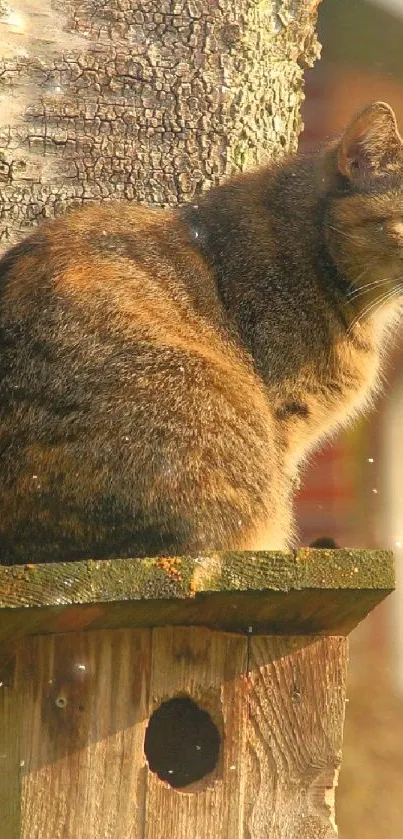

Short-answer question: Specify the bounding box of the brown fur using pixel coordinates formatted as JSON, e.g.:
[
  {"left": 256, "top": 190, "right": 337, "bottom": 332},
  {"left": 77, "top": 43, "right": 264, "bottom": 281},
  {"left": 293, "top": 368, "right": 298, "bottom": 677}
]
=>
[{"left": 1, "top": 101, "right": 403, "bottom": 564}]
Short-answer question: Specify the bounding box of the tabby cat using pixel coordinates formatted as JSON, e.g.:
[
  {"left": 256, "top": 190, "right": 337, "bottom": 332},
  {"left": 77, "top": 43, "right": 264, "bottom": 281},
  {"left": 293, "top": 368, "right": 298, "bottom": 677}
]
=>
[{"left": 0, "top": 101, "right": 402, "bottom": 564}]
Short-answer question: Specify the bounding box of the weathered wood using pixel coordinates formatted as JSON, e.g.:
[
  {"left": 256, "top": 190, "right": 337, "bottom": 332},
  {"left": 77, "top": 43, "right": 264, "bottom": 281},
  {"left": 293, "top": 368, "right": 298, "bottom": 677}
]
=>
[
  {"left": 0, "top": 551, "right": 394, "bottom": 837},
  {"left": 1, "top": 626, "right": 349, "bottom": 838},
  {"left": 144, "top": 626, "right": 248, "bottom": 839},
  {"left": 0, "top": 656, "right": 20, "bottom": 838},
  {"left": 244, "top": 636, "right": 347, "bottom": 839},
  {"left": 0, "top": 550, "right": 394, "bottom": 644},
  {"left": 5, "top": 629, "right": 151, "bottom": 839}
]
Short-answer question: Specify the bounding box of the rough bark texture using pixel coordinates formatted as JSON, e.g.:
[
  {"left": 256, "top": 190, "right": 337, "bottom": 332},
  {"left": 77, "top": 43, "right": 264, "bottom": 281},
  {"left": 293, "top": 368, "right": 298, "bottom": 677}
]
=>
[{"left": 0, "top": 0, "right": 320, "bottom": 248}]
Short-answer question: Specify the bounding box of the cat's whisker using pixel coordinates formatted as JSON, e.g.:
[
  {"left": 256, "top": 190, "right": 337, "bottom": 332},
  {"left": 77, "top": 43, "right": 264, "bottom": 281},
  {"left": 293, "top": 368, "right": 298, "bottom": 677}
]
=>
[
  {"left": 347, "top": 294, "right": 392, "bottom": 336},
  {"left": 347, "top": 272, "right": 403, "bottom": 303},
  {"left": 345, "top": 263, "right": 379, "bottom": 297},
  {"left": 347, "top": 277, "right": 393, "bottom": 302},
  {"left": 347, "top": 287, "right": 397, "bottom": 334},
  {"left": 347, "top": 285, "right": 403, "bottom": 336},
  {"left": 328, "top": 224, "right": 362, "bottom": 244},
  {"left": 373, "top": 285, "right": 403, "bottom": 319}
]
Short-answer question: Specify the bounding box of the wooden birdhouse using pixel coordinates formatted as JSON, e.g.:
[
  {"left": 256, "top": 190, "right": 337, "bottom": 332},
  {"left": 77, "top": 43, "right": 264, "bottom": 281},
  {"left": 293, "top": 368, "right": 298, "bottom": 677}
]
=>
[{"left": 0, "top": 549, "right": 395, "bottom": 838}]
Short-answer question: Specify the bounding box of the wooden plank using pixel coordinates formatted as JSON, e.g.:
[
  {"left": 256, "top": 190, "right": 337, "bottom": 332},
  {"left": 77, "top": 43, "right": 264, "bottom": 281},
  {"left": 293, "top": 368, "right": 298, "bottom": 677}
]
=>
[
  {"left": 244, "top": 636, "right": 348, "bottom": 839},
  {"left": 0, "top": 550, "right": 395, "bottom": 641},
  {"left": 0, "top": 550, "right": 393, "bottom": 607},
  {"left": 144, "top": 626, "right": 248, "bottom": 839},
  {"left": 0, "top": 628, "right": 351, "bottom": 839},
  {"left": 15, "top": 629, "right": 151, "bottom": 839},
  {"left": 0, "top": 655, "right": 21, "bottom": 838}
]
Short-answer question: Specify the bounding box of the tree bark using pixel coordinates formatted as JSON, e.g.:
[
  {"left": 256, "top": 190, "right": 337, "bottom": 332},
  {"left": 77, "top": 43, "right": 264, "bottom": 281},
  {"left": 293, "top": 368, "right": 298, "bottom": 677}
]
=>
[{"left": 0, "top": 1, "right": 321, "bottom": 248}]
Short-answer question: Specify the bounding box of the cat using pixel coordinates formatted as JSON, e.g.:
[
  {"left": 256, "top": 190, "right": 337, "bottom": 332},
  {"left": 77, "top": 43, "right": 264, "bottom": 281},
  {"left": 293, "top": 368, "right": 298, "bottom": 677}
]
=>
[{"left": 0, "top": 101, "right": 402, "bottom": 564}]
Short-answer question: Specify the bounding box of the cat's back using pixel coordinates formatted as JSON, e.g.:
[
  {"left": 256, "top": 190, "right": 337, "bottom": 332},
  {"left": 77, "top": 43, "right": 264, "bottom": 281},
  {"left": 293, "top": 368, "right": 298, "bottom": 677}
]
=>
[
  {"left": 0, "top": 202, "right": 283, "bottom": 564},
  {"left": 0, "top": 202, "right": 224, "bottom": 337},
  {"left": 0, "top": 200, "right": 264, "bottom": 409}
]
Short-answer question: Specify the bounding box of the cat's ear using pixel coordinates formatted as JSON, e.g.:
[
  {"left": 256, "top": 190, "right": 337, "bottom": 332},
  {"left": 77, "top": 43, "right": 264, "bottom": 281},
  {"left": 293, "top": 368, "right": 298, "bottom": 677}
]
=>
[{"left": 336, "top": 102, "right": 403, "bottom": 180}]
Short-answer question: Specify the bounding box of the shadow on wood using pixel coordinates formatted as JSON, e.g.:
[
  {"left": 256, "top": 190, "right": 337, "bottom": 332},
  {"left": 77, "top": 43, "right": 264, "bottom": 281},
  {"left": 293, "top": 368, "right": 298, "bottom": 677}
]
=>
[{"left": 0, "top": 550, "right": 395, "bottom": 839}]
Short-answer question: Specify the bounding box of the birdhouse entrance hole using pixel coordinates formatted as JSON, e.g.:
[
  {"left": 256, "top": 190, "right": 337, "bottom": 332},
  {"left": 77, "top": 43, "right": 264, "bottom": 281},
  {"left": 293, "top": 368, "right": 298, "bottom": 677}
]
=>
[{"left": 144, "top": 696, "right": 221, "bottom": 789}]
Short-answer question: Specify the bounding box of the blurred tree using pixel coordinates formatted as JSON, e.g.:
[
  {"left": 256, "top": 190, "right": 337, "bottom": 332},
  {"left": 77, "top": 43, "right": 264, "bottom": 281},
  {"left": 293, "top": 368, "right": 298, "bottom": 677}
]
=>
[{"left": 0, "top": 0, "right": 321, "bottom": 248}]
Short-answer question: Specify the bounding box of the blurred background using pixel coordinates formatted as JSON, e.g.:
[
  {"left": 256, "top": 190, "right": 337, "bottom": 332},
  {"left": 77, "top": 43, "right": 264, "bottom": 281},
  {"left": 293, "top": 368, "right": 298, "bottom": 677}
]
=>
[{"left": 299, "top": 0, "right": 403, "bottom": 835}]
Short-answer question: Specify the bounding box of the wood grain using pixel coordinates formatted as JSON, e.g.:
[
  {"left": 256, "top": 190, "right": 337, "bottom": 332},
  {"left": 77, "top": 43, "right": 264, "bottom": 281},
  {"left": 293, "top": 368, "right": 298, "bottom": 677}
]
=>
[
  {"left": 144, "top": 626, "right": 248, "bottom": 839},
  {"left": 0, "top": 550, "right": 395, "bottom": 643},
  {"left": 1, "top": 628, "right": 352, "bottom": 838},
  {"left": 244, "top": 636, "right": 348, "bottom": 839},
  {"left": 0, "top": 655, "right": 21, "bottom": 839},
  {"left": 16, "top": 629, "right": 151, "bottom": 839}
]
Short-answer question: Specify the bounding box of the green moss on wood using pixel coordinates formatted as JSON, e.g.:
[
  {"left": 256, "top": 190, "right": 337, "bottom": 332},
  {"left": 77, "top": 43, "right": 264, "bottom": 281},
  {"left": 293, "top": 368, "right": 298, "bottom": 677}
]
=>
[
  {"left": 0, "top": 550, "right": 395, "bottom": 610},
  {"left": 0, "top": 550, "right": 395, "bottom": 642}
]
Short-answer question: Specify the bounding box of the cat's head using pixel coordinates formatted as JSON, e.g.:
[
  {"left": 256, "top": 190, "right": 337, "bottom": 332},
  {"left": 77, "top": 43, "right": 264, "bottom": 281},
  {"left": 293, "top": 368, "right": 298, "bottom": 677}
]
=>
[{"left": 325, "top": 101, "right": 403, "bottom": 327}]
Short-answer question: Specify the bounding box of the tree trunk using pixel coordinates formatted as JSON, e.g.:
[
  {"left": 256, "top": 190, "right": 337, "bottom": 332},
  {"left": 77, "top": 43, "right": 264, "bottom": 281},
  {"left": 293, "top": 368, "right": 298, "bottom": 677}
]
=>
[{"left": 0, "top": 1, "right": 321, "bottom": 249}]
